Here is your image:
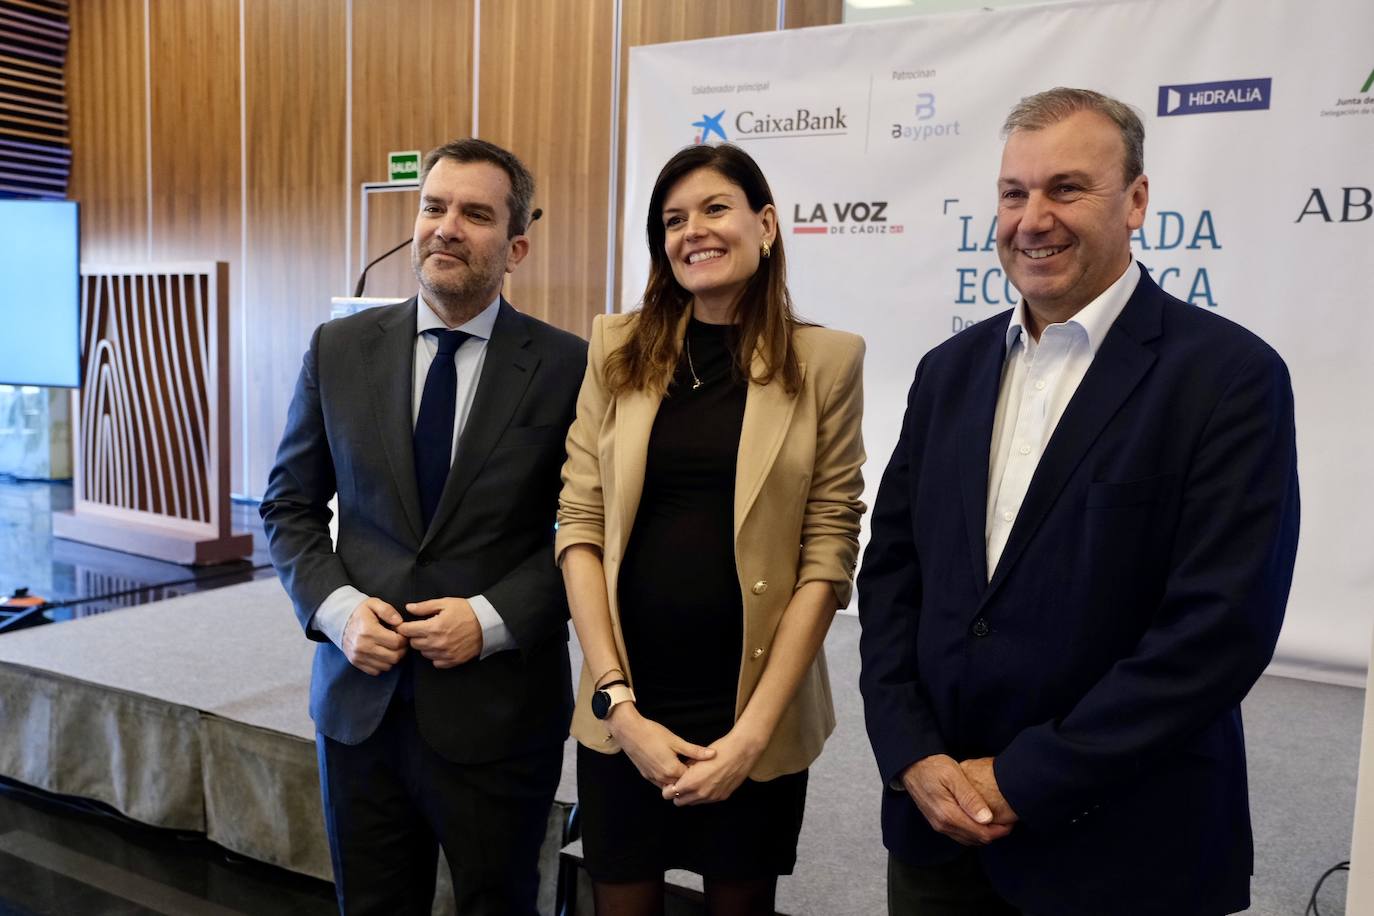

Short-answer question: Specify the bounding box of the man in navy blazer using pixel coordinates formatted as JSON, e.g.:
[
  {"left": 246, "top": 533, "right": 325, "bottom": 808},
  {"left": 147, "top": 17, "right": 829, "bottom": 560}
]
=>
[
  {"left": 261, "top": 139, "right": 586, "bottom": 914},
  {"left": 858, "top": 88, "right": 1299, "bottom": 915}
]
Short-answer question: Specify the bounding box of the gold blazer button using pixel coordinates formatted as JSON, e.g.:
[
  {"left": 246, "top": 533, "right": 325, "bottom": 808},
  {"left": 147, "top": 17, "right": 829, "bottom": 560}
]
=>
[
  {"left": 751, "top": 580, "right": 768, "bottom": 595},
  {"left": 751, "top": 647, "right": 765, "bottom": 659}
]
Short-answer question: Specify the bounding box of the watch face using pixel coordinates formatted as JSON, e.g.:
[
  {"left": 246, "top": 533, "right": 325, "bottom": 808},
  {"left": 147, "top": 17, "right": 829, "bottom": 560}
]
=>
[{"left": 591, "top": 689, "right": 611, "bottom": 720}]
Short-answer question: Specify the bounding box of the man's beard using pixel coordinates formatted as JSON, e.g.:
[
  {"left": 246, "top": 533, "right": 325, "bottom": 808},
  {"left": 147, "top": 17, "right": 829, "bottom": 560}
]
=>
[{"left": 412, "top": 242, "right": 502, "bottom": 305}]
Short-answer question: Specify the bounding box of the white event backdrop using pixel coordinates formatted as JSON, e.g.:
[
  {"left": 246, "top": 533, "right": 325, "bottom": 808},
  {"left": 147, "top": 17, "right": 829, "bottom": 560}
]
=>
[{"left": 622, "top": 0, "right": 1374, "bottom": 683}]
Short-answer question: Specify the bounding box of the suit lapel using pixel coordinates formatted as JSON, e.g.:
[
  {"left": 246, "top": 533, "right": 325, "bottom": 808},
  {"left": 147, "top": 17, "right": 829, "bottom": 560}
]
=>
[
  {"left": 735, "top": 348, "right": 802, "bottom": 534},
  {"left": 982, "top": 272, "right": 1163, "bottom": 604},
  {"left": 362, "top": 298, "right": 425, "bottom": 545},
  {"left": 421, "top": 300, "right": 537, "bottom": 548},
  {"left": 957, "top": 323, "right": 1007, "bottom": 591}
]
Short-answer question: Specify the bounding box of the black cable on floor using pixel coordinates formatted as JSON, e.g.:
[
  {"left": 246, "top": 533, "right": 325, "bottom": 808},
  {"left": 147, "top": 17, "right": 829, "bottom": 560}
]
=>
[{"left": 1305, "top": 859, "right": 1350, "bottom": 916}]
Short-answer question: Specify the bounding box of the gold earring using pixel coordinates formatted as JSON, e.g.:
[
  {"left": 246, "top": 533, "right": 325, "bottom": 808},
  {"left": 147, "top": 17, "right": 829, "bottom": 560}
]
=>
[{"left": 761, "top": 241, "right": 771, "bottom": 259}]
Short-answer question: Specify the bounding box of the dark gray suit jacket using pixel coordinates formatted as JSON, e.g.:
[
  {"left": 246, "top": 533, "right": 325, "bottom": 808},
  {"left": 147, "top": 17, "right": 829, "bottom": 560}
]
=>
[{"left": 261, "top": 298, "right": 587, "bottom": 763}]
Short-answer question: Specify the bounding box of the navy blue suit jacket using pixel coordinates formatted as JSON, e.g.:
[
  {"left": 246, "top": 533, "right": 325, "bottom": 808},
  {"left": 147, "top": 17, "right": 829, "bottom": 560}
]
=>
[
  {"left": 858, "top": 266, "right": 1299, "bottom": 915},
  {"left": 261, "top": 299, "right": 586, "bottom": 764}
]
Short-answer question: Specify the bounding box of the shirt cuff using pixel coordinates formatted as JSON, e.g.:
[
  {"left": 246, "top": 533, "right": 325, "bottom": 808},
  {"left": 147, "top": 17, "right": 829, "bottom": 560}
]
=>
[
  {"left": 311, "top": 585, "right": 366, "bottom": 648},
  {"left": 468, "top": 593, "right": 513, "bottom": 658}
]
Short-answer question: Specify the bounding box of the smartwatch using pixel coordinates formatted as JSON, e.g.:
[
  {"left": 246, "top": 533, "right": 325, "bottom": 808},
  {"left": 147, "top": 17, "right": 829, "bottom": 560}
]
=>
[{"left": 591, "top": 679, "right": 635, "bottom": 720}]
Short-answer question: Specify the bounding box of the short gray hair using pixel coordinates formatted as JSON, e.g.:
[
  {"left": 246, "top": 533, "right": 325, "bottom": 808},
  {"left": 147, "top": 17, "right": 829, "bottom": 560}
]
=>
[
  {"left": 1002, "top": 87, "right": 1145, "bottom": 185},
  {"left": 420, "top": 138, "right": 535, "bottom": 237}
]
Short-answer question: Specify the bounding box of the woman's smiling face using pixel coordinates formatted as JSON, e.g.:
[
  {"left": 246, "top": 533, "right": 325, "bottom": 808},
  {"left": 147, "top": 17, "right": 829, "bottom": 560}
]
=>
[{"left": 661, "top": 166, "right": 776, "bottom": 316}]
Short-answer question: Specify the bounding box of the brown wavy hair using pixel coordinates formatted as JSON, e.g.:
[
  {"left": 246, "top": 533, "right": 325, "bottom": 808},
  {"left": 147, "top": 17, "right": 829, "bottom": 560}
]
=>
[{"left": 605, "top": 144, "right": 806, "bottom": 397}]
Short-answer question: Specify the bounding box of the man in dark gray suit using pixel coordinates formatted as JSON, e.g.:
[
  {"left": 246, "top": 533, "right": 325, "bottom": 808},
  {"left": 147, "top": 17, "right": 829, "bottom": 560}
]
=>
[{"left": 261, "top": 138, "right": 587, "bottom": 915}]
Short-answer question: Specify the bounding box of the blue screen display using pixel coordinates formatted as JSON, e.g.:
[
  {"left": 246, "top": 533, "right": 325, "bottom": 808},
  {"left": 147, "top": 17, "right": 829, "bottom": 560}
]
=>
[{"left": 0, "top": 200, "right": 80, "bottom": 388}]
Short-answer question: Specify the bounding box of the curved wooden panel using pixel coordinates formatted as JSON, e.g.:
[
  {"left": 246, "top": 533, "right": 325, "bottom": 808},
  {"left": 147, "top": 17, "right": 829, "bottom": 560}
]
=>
[
  {"left": 57, "top": 262, "right": 248, "bottom": 564},
  {"left": 75, "top": 267, "right": 219, "bottom": 525}
]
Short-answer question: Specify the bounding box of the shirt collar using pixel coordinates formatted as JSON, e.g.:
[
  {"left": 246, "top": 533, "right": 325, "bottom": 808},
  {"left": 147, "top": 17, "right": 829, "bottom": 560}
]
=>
[
  {"left": 415, "top": 293, "right": 501, "bottom": 341},
  {"left": 1003, "top": 258, "right": 1140, "bottom": 355}
]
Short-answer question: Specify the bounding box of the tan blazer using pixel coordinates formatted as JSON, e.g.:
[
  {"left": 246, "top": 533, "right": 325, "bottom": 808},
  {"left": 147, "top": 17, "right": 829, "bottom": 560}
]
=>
[{"left": 555, "top": 310, "right": 865, "bottom": 780}]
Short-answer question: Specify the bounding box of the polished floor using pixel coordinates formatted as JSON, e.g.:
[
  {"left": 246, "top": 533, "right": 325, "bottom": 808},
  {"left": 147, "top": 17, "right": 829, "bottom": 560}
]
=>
[
  {"left": 0, "top": 478, "right": 276, "bottom": 631},
  {"left": 0, "top": 476, "right": 332, "bottom": 915}
]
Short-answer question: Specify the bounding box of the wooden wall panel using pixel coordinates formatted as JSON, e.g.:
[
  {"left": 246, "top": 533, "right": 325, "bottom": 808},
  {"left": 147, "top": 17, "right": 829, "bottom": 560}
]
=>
[
  {"left": 67, "top": 0, "right": 146, "bottom": 262},
  {"left": 479, "top": 0, "right": 613, "bottom": 339},
  {"left": 242, "top": 0, "right": 347, "bottom": 494},
  {"left": 350, "top": 0, "right": 472, "bottom": 297},
  {"left": 147, "top": 0, "right": 240, "bottom": 263},
  {"left": 785, "top": 0, "right": 843, "bottom": 30},
  {"left": 147, "top": 0, "right": 243, "bottom": 489}
]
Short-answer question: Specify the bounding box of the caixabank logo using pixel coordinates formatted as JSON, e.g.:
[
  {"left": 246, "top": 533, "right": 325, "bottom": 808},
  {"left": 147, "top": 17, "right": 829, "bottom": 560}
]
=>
[
  {"left": 790, "top": 201, "right": 903, "bottom": 236},
  {"left": 1157, "top": 78, "right": 1272, "bottom": 117},
  {"left": 692, "top": 111, "right": 729, "bottom": 144},
  {"left": 691, "top": 107, "right": 849, "bottom": 144}
]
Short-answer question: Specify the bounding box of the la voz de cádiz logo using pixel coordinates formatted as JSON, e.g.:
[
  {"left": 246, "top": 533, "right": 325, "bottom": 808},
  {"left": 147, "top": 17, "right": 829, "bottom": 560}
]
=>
[
  {"left": 792, "top": 201, "right": 903, "bottom": 236},
  {"left": 692, "top": 107, "right": 848, "bottom": 144},
  {"left": 1158, "top": 77, "right": 1271, "bottom": 116}
]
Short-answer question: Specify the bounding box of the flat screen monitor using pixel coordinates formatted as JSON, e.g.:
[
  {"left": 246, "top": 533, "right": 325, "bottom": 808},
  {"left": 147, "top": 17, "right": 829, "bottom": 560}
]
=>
[{"left": 0, "top": 199, "right": 80, "bottom": 388}]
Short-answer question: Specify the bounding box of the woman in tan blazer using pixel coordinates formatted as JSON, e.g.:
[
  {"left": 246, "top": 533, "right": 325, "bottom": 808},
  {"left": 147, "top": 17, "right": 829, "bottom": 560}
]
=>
[{"left": 557, "top": 143, "right": 865, "bottom": 916}]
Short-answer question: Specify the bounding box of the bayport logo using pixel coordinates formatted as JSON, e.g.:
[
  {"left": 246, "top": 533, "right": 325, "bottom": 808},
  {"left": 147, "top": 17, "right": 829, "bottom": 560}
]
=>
[
  {"left": 692, "top": 111, "right": 728, "bottom": 144},
  {"left": 1157, "top": 78, "right": 1272, "bottom": 117}
]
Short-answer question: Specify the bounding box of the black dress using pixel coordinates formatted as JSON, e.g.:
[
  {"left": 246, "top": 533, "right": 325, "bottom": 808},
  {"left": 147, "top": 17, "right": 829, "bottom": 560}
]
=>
[{"left": 577, "top": 318, "right": 808, "bottom": 882}]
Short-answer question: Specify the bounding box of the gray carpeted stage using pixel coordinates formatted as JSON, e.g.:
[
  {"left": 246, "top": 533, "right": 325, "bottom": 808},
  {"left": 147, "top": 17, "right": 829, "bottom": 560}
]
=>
[{"left": 0, "top": 578, "right": 1360, "bottom": 914}]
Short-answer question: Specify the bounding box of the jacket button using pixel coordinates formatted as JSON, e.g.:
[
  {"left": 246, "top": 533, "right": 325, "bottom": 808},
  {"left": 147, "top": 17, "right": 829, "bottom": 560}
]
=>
[
  {"left": 416, "top": 553, "right": 431, "bottom": 567},
  {"left": 972, "top": 618, "right": 990, "bottom": 637},
  {"left": 751, "top": 580, "right": 768, "bottom": 595},
  {"left": 751, "top": 647, "right": 764, "bottom": 659}
]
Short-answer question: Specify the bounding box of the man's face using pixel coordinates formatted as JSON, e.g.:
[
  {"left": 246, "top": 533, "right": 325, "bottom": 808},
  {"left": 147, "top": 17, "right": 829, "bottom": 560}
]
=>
[
  {"left": 411, "top": 158, "right": 527, "bottom": 307},
  {"left": 995, "top": 110, "right": 1148, "bottom": 319}
]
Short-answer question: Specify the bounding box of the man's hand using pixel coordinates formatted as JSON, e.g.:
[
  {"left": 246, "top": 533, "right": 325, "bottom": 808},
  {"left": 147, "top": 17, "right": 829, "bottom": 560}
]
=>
[
  {"left": 397, "top": 598, "right": 483, "bottom": 668},
  {"left": 341, "top": 597, "right": 408, "bottom": 676},
  {"left": 900, "top": 754, "right": 1014, "bottom": 846},
  {"left": 959, "top": 757, "right": 1018, "bottom": 826}
]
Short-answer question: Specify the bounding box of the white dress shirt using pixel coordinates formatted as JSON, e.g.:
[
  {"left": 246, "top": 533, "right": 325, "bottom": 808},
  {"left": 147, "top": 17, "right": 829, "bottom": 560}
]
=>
[
  {"left": 309, "top": 294, "right": 513, "bottom": 656},
  {"left": 984, "top": 260, "right": 1140, "bottom": 578}
]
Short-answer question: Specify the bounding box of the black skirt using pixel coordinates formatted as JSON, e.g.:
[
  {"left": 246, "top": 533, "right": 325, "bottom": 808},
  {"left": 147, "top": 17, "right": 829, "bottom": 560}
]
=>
[{"left": 577, "top": 742, "right": 808, "bottom": 882}]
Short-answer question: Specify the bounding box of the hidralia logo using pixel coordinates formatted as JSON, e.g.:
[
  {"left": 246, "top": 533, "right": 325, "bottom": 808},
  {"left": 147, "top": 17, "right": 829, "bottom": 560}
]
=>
[
  {"left": 692, "top": 111, "right": 728, "bottom": 144},
  {"left": 1157, "top": 78, "right": 1272, "bottom": 117}
]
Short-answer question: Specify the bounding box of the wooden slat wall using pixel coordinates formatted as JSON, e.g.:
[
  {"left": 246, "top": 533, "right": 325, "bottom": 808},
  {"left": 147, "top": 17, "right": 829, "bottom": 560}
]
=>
[
  {"left": 350, "top": 0, "right": 473, "bottom": 301},
  {"left": 0, "top": 0, "right": 70, "bottom": 199},
  {"left": 67, "top": 0, "right": 147, "bottom": 265},
  {"left": 147, "top": 0, "right": 244, "bottom": 485},
  {"left": 241, "top": 0, "right": 348, "bottom": 493},
  {"left": 64, "top": 0, "right": 843, "bottom": 499},
  {"left": 479, "top": 0, "right": 615, "bottom": 339}
]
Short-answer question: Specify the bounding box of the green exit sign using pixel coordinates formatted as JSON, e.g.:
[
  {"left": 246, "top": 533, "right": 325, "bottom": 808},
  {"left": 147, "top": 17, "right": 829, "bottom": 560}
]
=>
[{"left": 388, "top": 150, "right": 421, "bottom": 182}]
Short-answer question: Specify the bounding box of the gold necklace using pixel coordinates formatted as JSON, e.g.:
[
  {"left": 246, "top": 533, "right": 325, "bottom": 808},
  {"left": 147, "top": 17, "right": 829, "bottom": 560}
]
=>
[{"left": 685, "top": 336, "right": 703, "bottom": 390}]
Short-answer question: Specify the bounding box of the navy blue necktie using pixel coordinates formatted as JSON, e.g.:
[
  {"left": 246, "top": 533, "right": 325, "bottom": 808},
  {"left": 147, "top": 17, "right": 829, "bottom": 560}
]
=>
[{"left": 414, "top": 328, "right": 471, "bottom": 530}]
